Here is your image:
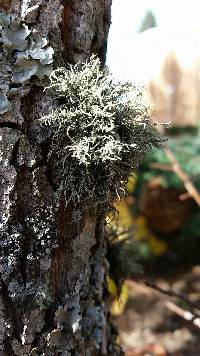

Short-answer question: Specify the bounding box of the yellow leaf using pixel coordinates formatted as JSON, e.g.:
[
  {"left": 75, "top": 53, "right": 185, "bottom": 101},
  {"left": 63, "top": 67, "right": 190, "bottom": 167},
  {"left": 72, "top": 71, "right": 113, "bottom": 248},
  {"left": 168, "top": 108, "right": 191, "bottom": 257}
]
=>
[
  {"left": 110, "top": 283, "right": 129, "bottom": 316},
  {"left": 148, "top": 235, "right": 168, "bottom": 256},
  {"left": 113, "top": 198, "right": 133, "bottom": 228},
  {"left": 134, "top": 216, "right": 150, "bottom": 241},
  {"left": 106, "top": 276, "right": 118, "bottom": 297},
  {"left": 125, "top": 174, "right": 137, "bottom": 194}
]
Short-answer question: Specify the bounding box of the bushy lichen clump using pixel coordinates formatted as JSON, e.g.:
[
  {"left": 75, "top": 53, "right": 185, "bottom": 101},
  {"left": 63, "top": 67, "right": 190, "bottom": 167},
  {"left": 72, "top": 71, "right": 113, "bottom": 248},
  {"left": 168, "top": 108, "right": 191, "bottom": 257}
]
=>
[{"left": 41, "top": 56, "right": 163, "bottom": 212}]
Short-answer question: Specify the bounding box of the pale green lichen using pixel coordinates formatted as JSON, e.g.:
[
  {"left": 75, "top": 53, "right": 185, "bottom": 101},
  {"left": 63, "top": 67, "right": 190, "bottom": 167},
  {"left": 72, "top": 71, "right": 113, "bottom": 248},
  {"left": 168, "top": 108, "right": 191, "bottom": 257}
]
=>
[
  {"left": 41, "top": 55, "right": 163, "bottom": 212},
  {"left": 0, "top": 11, "right": 54, "bottom": 117}
]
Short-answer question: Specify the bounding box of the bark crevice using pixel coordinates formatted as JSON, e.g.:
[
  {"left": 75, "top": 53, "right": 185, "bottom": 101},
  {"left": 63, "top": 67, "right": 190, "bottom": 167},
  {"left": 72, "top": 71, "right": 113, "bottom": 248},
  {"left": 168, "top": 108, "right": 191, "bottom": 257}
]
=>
[{"left": 0, "top": 122, "right": 23, "bottom": 131}]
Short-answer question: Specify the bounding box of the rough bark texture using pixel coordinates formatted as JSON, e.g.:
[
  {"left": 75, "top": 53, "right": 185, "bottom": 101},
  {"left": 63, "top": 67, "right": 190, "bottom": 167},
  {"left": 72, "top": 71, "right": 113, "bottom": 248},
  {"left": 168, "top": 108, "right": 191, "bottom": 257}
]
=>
[{"left": 0, "top": 1, "right": 120, "bottom": 355}]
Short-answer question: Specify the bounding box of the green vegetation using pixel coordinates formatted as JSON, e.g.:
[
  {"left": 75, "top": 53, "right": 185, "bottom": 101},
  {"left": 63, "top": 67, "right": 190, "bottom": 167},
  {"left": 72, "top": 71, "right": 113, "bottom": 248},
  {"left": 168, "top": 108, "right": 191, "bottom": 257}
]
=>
[
  {"left": 137, "top": 126, "right": 200, "bottom": 192},
  {"left": 139, "top": 10, "right": 157, "bottom": 33},
  {"left": 41, "top": 56, "right": 162, "bottom": 213},
  {"left": 107, "top": 126, "right": 200, "bottom": 285},
  {"left": 132, "top": 126, "right": 200, "bottom": 264}
]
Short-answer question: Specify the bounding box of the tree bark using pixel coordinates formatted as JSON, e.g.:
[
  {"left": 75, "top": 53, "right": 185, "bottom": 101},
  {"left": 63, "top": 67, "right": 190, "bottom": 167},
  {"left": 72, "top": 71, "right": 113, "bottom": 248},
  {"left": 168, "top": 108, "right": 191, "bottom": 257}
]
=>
[{"left": 0, "top": 1, "right": 120, "bottom": 355}]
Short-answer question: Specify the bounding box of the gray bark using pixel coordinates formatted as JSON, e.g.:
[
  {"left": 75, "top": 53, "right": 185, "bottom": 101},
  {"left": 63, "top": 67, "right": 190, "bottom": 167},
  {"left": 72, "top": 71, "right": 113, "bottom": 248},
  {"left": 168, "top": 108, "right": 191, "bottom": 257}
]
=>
[{"left": 0, "top": 1, "right": 120, "bottom": 355}]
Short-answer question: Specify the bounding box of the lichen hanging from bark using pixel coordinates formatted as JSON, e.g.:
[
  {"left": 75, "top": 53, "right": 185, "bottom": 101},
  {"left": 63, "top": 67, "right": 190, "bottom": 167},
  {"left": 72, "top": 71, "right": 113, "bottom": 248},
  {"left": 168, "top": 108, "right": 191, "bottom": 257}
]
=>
[{"left": 0, "top": 1, "right": 120, "bottom": 354}]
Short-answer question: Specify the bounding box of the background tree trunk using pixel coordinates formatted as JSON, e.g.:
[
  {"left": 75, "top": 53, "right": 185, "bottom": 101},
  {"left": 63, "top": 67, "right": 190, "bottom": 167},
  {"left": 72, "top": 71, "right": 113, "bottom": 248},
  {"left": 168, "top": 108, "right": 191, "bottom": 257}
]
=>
[{"left": 0, "top": 1, "right": 120, "bottom": 355}]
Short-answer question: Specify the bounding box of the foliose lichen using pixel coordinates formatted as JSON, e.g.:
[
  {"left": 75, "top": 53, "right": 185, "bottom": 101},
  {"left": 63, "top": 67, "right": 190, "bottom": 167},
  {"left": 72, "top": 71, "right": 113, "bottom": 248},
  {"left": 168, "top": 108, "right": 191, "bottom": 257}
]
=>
[
  {"left": 0, "top": 11, "right": 54, "bottom": 119},
  {"left": 41, "top": 55, "right": 163, "bottom": 213}
]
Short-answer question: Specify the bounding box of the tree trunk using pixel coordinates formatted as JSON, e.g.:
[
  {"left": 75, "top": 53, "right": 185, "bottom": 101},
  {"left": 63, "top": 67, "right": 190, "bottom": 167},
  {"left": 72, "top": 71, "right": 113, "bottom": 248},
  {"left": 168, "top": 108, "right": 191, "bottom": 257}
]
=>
[{"left": 0, "top": 1, "right": 120, "bottom": 355}]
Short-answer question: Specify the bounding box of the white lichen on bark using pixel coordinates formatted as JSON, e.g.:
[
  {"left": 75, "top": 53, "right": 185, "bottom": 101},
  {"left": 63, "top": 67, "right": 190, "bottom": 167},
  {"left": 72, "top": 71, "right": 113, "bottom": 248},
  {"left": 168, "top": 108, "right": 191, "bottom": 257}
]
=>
[
  {"left": 0, "top": 128, "right": 21, "bottom": 230},
  {"left": 0, "top": 1, "right": 118, "bottom": 355}
]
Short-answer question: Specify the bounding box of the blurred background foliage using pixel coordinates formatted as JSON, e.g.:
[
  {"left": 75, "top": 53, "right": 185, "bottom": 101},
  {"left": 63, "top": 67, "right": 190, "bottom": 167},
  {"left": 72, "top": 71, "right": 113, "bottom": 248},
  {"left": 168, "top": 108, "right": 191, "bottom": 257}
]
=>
[
  {"left": 106, "top": 2, "right": 200, "bottom": 354},
  {"left": 107, "top": 125, "right": 200, "bottom": 316},
  {"left": 138, "top": 10, "right": 157, "bottom": 33}
]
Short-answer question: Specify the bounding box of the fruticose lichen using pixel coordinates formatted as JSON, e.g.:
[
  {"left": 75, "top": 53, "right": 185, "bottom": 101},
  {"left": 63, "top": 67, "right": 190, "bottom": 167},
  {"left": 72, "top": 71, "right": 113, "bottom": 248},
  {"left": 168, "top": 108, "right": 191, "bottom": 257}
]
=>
[{"left": 41, "top": 56, "right": 163, "bottom": 213}]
